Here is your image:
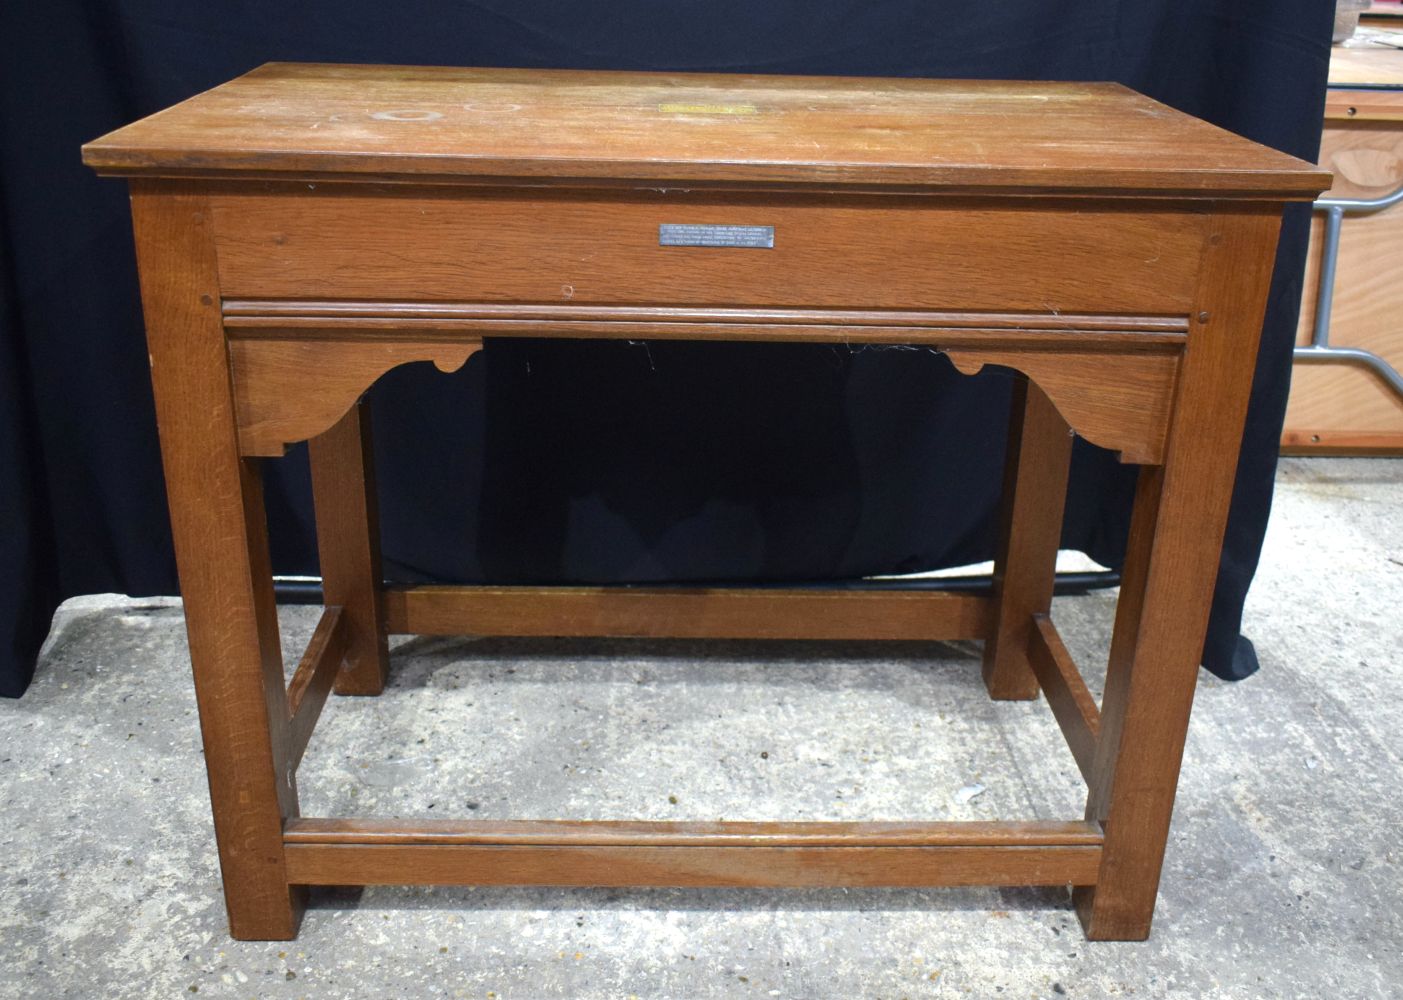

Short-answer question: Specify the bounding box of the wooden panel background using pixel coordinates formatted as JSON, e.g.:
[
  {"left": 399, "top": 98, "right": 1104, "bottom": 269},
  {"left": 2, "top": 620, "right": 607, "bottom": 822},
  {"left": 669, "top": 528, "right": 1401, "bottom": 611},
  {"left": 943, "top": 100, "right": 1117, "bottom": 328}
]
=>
[{"left": 1283, "top": 85, "right": 1403, "bottom": 452}]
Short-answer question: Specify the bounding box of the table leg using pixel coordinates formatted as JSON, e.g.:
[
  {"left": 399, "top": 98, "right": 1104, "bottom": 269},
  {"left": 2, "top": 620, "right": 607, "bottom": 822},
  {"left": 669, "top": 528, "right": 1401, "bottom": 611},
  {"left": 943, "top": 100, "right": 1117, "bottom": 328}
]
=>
[
  {"left": 1075, "top": 209, "right": 1282, "bottom": 940},
  {"left": 309, "top": 400, "right": 389, "bottom": 695},
  {"left": 131, "top": 183, "right": 304, "bottom": 939},
  {"left": 983, "top": 378, "right": 1073, "bottom": 700}
]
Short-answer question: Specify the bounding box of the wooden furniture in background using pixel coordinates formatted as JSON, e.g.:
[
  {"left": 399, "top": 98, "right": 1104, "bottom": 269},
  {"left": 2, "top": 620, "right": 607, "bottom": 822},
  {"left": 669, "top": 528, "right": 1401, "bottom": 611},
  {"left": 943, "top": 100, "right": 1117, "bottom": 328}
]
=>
[
  {"left": 83, "top": 64, "right": 1326, "bottom": 942},
  {"left": 1284, "top": 37, "right": 1403, "bottom": 452}
]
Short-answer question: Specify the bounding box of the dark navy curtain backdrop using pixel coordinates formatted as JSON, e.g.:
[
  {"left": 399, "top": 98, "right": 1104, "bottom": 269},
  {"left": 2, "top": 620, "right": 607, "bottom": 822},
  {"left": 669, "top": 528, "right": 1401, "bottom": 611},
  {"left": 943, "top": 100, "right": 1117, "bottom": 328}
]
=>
[{"left": 0, "top": 1, "right": 1331, "bottom": 696}]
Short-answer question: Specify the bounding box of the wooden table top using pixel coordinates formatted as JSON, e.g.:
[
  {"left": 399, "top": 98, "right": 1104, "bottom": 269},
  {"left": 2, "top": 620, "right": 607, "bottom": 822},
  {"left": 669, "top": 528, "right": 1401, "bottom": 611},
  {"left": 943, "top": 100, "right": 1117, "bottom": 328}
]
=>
[
  {"left": 1330, "top": 35, "right": 1403, "bottom": 87},
  {"left": 83, "top": 63, "right": 1327, "bottom": 198}
]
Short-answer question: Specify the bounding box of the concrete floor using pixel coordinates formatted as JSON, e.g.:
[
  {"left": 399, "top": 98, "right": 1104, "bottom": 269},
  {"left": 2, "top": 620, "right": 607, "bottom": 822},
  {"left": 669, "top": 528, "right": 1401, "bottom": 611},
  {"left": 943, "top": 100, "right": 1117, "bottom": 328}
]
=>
[{"left": 1, "top": 456, "right": 1399, "bottom": 999}]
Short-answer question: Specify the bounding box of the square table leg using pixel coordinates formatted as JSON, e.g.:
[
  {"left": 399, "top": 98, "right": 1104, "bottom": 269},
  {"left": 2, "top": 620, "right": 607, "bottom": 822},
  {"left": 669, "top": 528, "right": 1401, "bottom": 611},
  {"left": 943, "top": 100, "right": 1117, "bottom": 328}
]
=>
[
  {"left": 132, "top": 184, "right": 305, "bottom": 939},
  {"left": 1076, "top": 208, "right": 1283, "bottom": 939},
  {"left": 983, "top": 377, "right": 1074, "bottom": 700},
  {"left": 309, "top": 399, "right": 390, "bottom": 696}
]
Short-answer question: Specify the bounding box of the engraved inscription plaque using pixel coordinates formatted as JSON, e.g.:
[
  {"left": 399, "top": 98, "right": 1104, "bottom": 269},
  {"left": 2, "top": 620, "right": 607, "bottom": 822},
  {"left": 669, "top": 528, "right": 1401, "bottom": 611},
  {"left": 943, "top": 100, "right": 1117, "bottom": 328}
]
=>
[{"left": 658, "top": 223, "right": 775, "bottom": 248}]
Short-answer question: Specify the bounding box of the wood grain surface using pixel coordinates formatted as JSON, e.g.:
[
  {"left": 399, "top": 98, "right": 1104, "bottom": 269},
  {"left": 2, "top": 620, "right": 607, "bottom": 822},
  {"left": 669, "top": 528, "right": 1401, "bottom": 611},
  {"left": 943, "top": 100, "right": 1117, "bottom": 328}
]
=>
[
  {"left": 1027, "top": 614, "right": 1102, "bottom": 785},
  {"left": 229, "top": 335, "right": 479, "bottom": 456},
  {"left": 221, "top": 300, "right": 1191, "bottom": 338},
  {"left": 282, "top": 818, "right": 1105, "bottom": 887},
  {"left": 82, "top": 64, "right": 1326, "bottom": 196},
  {"left": 1312, "top": 117, "right": 1403, "bottom": 198},
  {"left": 283, "top": 845, "right": 1103, "bottom": 890},
  {"left": 284, "top": 817, "right": 1105, "bottom": 847},
  {"left": 209, "top": 187, "right": 1216, "bottom": 314},
  {"left": 383, "top": 586, "right": 993, "bottom": 641},
  {"left": 285, "top": 607, "right": 347, "bottom": 771},
  {"left": 223, "top": 322, "right": 1178, "bottom": 466},
  {"left": 1076, "top": 207, "right": 1284, "bottom": 941},
  {"left": 943, "top": 348, "right": 1178, "bottom": 464},
  {"left": 982, "top": 379, "right": 1073, "bottom": 699},
  {"left": 1325, "top": 46, "right": 1403, "bottom": 90},
  {"left": 129, "top": 182, "right": 305, "bottom": 939},
  {"left": 308, "top": 403, "right": 391, "bottom": 695}
]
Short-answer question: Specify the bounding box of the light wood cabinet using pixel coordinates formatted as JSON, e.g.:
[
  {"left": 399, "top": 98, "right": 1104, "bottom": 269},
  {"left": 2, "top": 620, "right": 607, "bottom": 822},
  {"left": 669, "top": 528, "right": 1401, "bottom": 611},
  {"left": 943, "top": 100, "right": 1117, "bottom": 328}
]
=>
[{"left": 1284, "top": 38, "right": 1403, "bottom": 452}]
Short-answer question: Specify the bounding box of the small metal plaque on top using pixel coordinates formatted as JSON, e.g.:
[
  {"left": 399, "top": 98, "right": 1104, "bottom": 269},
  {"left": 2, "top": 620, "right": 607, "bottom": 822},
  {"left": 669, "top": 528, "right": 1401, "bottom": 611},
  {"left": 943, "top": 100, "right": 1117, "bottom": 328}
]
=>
[{"left": 659, "top": 223, "right": 774, "bottom": 249}]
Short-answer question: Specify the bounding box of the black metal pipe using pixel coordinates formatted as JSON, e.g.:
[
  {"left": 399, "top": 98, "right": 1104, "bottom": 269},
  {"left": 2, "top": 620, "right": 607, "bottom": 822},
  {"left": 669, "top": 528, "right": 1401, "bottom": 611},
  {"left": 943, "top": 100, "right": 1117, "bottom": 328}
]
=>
[
  {"left": 271, "top": 580, "right": 328, "bottom": 605},
  {"left": 272, "top": 569, "right": 1121, "bottom": 605}
]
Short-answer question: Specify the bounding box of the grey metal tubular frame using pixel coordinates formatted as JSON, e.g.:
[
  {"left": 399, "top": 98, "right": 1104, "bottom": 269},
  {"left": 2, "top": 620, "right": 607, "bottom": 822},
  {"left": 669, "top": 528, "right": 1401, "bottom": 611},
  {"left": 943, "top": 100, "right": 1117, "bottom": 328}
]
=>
[{"left": 1295, "top": 185, "right": 1403, "bottom": 401}]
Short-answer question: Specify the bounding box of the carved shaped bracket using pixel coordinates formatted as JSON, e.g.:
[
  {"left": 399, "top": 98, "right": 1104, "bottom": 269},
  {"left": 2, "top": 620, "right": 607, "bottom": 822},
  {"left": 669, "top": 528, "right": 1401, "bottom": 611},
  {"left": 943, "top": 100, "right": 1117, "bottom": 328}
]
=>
[
  {"left": 944, "top": 348, "right": 1179, "bottom": 464},
  {"left": 225, "top": 310, "right": 1179, "bottom": 464},
  {"left": 229, "top": 336, "right": 480, "bottom": 456}
]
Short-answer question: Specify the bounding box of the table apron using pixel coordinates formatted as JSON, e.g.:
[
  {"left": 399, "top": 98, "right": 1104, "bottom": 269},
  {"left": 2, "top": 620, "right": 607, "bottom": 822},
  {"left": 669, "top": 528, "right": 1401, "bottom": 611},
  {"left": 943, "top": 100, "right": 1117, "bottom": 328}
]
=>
[{"left": 209, "top": 186, "right": 1213, "bottom": 317}]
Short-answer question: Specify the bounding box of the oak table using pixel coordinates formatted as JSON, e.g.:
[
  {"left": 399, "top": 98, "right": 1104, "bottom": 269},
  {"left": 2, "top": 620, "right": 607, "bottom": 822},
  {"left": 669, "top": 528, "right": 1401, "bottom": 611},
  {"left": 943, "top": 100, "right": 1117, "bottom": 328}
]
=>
[{"left": 83, "top": 63, "right": 1328, "bottom": 942}]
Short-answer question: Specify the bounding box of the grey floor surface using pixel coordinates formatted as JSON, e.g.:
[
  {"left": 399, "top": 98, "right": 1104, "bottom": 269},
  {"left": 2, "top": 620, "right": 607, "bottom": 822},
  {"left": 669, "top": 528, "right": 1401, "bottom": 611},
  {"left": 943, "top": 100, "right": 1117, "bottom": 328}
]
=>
[{"left": 2, "top": 456, "right": 1399, "bottom": 999}]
